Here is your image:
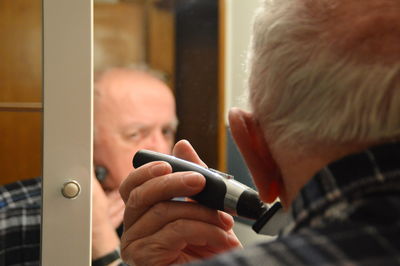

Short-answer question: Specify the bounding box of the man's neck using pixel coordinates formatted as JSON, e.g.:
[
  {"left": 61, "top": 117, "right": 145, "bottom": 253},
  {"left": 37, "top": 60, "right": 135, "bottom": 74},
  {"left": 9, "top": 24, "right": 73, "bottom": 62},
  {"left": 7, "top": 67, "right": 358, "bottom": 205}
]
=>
[{"left": 275, "top": 141, "right": 375, "bottom": 207}]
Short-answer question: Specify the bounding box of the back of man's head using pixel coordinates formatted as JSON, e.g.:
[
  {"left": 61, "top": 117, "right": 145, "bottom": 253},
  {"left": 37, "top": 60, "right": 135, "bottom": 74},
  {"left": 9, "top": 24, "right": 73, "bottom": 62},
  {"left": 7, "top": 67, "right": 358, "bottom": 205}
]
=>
[{"left": 247, "top": 0, "right": 400, "bottom": 151}]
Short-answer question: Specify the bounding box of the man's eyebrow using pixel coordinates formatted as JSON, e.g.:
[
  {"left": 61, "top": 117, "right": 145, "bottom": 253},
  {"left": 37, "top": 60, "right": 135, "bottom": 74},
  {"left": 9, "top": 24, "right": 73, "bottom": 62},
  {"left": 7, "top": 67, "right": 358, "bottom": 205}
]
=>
[
  {"left": 123, "top": 123, "right": 149, "bottom": 132},
  {"left": 167, "top": 118, "right": 179, "bottom": 129},
  {"left": 125, "top": 119, "right": 179, "bottom": 131}
]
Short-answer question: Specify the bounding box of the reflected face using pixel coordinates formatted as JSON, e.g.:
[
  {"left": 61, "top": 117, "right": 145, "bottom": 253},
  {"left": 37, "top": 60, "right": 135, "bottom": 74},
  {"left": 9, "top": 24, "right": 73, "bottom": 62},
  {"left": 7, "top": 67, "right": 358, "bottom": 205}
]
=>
[{"left": 93, "top": 69, "right": 177, "bottom": 191}]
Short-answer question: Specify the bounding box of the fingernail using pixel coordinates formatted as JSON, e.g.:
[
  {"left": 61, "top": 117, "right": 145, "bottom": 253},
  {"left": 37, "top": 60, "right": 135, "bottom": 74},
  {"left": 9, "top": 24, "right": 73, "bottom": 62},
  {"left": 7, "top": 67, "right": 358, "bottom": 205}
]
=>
[
  {"left": 182, "top": 173, "right": 204, "bottom": 188},
  {"left": 150, "top": 162, "right": 170, "bottom": 176},
  {"left": 219, "top": 212, "right": 233, "bottom": 228}
]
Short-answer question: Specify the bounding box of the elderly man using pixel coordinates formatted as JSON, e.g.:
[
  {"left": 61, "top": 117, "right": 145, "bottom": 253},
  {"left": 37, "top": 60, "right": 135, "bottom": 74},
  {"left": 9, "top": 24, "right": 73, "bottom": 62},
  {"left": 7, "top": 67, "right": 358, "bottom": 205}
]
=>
[
  {"left": 91, "top": 67, "right": 178, "bottom": 264},
  {"left": 119, "top": 0, "right": 400, "bottom": 265}
]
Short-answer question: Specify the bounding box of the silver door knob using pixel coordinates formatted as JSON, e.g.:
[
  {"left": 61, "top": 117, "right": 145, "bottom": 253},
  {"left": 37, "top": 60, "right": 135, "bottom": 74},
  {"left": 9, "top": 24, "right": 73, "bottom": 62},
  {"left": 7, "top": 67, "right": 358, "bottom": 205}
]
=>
[{"left": 61, "top": 180, "right": 81, "bottom": 199}]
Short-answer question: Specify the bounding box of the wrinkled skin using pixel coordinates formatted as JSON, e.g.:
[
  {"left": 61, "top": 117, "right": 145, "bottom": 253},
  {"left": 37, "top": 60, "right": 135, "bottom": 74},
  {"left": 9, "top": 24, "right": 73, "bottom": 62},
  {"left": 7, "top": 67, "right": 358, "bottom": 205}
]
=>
[{"left": 119, "top": 140, "right": 242, "bottom": 266}]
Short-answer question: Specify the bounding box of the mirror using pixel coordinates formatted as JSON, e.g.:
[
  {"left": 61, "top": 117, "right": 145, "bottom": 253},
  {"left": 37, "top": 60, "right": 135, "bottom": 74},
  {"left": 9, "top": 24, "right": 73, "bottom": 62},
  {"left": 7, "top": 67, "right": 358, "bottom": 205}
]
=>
[
  {"left": 91, "top": 0, "right": 223, "bottom": 262},
  {"left": 92, "top": 0, "right": 267, "bottom": 254}
]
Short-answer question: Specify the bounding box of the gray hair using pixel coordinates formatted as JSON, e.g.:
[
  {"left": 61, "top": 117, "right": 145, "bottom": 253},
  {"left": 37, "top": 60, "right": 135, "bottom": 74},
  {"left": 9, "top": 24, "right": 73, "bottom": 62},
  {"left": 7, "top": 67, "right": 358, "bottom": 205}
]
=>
[{"left": 247, "top": 0, "right": 400, "bottom": 149}]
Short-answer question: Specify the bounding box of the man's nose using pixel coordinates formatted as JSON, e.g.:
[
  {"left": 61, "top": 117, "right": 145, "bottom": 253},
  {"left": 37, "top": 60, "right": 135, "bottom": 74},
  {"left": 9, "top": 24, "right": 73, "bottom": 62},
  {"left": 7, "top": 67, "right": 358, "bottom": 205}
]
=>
[{"left": 143, "top": 131, "right": 171, "bottom": 154}]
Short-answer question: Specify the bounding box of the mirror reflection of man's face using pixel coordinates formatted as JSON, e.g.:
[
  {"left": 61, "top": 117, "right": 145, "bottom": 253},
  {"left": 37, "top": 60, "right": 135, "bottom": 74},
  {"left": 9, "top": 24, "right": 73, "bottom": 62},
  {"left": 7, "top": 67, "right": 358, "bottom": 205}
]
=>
[{"left": 93, "top": 69, "right": 177, "bottom": 192}]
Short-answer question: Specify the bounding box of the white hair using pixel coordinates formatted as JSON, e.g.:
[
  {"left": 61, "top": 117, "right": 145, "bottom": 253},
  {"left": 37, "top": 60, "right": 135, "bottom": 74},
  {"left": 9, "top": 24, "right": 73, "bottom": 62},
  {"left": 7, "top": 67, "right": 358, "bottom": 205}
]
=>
[{"left": 247, "top": 0, "right": 400, "bottom": 149}]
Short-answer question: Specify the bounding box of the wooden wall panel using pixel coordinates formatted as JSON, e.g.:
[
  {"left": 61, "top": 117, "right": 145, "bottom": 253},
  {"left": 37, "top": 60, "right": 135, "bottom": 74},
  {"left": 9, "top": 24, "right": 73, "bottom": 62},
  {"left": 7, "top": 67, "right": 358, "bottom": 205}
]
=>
[
  {"left": 0, "top": 112, "right": 42, "bottom": 185},
  {"left": 94, "top": 2, "right": 146, "bottom": 72},
  {"left": 0, "top": 0, "right": 42, "bottom": 185},
  {"left": 218, "top": 0, "right": 226, "bottom": 171},
  {"left": 146, "top": 0, "right": 175, "bottom": 89},
  {"left": 0, "top": 0, "right": 42, "bottom": 102}
]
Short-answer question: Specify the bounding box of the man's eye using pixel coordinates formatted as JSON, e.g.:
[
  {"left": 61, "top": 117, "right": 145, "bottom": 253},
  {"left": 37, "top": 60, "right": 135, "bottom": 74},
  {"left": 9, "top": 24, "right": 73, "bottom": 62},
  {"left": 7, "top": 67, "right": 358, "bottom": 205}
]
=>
[
  {"left": 162, "top": 128, "right": 176, "bottom": 137},
  {"left": 128, "top": 131, "right": 140, "bottom": 139}
]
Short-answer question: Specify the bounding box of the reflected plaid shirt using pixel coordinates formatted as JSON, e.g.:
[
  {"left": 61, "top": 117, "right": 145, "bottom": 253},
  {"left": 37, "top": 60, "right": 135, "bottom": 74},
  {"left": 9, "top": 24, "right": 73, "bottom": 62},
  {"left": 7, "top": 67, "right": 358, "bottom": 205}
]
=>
[
  {"left": 0, "top": 178, "right": 41, "bottom": 266},
  {"left": 187, "top": 142, "right": 400, "bottom": 266}
]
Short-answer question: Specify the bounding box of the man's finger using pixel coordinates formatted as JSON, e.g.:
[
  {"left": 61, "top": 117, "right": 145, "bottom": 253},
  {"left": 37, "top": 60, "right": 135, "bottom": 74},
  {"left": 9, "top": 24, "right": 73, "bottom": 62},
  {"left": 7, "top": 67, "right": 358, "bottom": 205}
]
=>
[
  {"left": 121, "top": 219, "right": 240, "bottom": 266},
  {"left": 172, "top": 140, "right": 208, "bottom": 167},
  {"left": 123, "top": 171, "right": 205, "bottom": 228},
  {"left": 122, "top": 200, "right": 234, "bottom": 244},
  {"left": 119, "top": 161, "right": 172, "bottom": 203}
]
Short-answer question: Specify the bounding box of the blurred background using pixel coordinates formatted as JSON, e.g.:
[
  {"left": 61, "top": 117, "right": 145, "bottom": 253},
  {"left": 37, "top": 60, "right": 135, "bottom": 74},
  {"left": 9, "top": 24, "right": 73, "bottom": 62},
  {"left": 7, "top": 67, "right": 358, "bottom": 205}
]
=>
[{"left": 0, "top": 0, "right": 224, "bottom": 186}]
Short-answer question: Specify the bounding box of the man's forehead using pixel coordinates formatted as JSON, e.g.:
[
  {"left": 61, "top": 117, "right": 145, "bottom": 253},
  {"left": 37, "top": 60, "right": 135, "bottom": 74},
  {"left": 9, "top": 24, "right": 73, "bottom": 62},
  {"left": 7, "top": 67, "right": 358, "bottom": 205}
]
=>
[
  {"left": 122, "top": 118, "right": 179, "bottom": 131},
  {"left": 96, "top": 83, "right": 174, "bottom": 111},
  {"left": 96, "top": 69, "right": 168, "bottom": 94}
]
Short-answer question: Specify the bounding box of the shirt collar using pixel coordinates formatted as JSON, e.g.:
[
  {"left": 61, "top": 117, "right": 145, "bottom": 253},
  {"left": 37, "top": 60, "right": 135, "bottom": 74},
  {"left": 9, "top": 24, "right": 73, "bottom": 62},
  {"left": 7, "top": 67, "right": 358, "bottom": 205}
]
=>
[{"left": 282, "top": 141, "right": 400, "bottom": 235}]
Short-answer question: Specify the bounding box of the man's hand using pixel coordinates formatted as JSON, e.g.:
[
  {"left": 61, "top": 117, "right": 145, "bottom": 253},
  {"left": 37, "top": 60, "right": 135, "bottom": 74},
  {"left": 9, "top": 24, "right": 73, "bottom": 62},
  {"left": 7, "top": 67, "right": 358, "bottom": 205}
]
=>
[
  {"left": 106, "top": 188, "right": 125, "bottom": 229},
  {"left": 119, "top": 140, "right": 242, "bottom": 266},
  {"left": 92, "top": 175, "right": 123, "bottom": 259}
]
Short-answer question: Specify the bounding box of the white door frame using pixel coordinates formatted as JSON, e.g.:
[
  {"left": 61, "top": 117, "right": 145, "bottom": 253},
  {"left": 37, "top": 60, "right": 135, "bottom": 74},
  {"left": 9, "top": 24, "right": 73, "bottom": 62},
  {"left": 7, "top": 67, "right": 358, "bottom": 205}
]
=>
[{"left": 42, "top": 0, "right": 93, "bottom": 264}]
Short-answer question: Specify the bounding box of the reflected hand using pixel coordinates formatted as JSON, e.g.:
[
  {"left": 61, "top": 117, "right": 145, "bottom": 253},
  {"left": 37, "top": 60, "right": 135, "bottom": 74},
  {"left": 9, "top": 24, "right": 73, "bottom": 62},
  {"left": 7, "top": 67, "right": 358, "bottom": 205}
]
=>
[
  {"left": 119, "top": 140, "right": 242, "bottom": 266},
  {"left": 92, "top": 174, "right": 121, "bottom": 259},
  {"left": 106, "top": 188, "right": 125, "bottom": 229}
]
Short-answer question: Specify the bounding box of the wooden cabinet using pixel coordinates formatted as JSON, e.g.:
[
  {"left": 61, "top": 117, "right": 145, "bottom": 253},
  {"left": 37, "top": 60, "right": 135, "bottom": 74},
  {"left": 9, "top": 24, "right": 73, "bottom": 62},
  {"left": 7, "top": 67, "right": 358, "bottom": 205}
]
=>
[
  {"left": 0, "top": 0, "right": 42, "bottom": 185},
  {"left": 94, "top": 1, "right": 146, "bottom": 71}
]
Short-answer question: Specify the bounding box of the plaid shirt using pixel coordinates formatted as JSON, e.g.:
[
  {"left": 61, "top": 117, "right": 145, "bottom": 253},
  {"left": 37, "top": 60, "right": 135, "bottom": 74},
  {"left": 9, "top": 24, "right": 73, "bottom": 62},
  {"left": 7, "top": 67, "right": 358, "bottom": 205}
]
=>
[
  {"left": 188, "top": 141, "right": 400, "bottom": 266},
  {"left": 0, "top": 178, "right": 41, "bottom": 266}
]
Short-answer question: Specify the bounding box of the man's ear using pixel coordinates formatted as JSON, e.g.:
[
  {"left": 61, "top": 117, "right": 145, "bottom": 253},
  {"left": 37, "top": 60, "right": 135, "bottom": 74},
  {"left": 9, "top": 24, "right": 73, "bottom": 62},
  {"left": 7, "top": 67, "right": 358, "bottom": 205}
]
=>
[{"left": 228, "top": 108, "right": 282, "bottom": 203}]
